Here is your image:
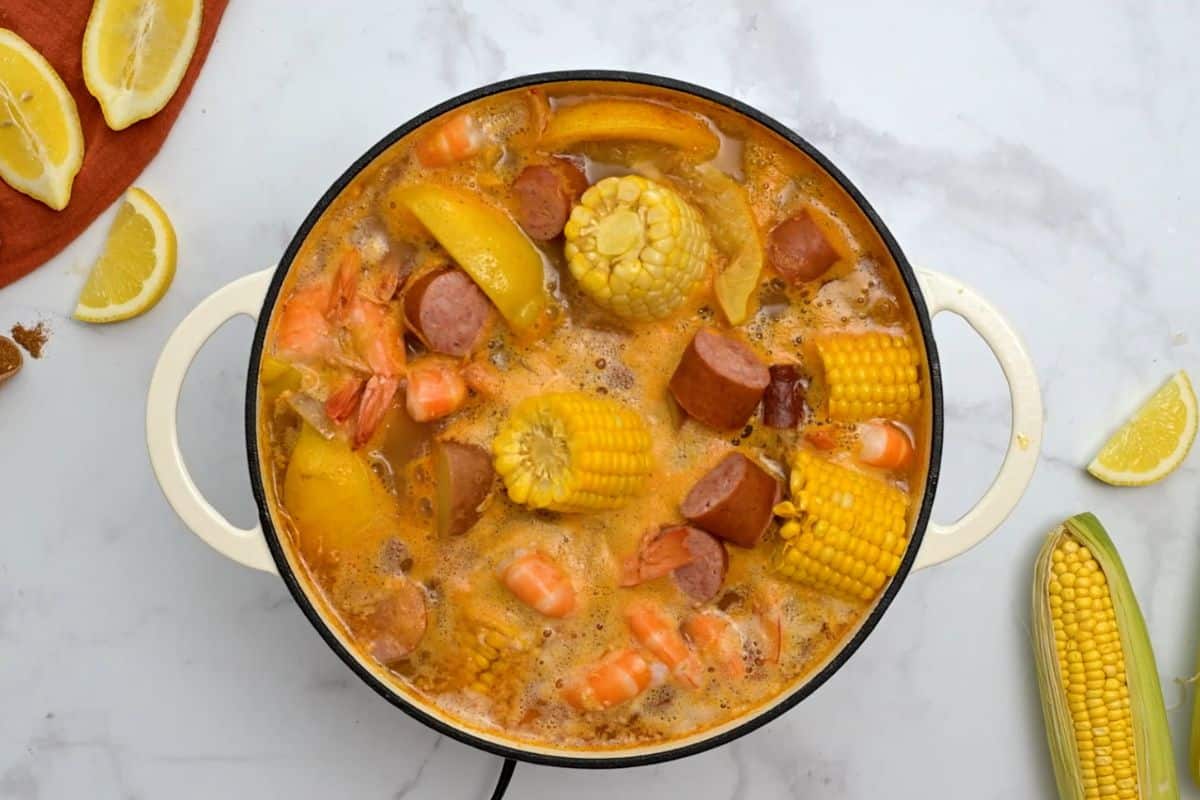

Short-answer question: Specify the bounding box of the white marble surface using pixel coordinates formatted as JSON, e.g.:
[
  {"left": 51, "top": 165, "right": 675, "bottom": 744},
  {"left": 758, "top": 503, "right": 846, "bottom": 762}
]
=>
[{"left": 3, "top": 1, "right": 1200, "bottom": 797}]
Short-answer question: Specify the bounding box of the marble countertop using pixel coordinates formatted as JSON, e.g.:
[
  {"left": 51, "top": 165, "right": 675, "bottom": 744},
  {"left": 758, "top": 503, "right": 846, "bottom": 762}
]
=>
[{"left": 4, "top": 1, "right": 1200, "bottom": 797}]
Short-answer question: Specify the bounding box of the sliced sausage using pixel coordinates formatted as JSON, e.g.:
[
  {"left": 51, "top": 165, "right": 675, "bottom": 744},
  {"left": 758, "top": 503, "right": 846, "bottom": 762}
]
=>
[
  {"left": 366, "top": 577, "right": 427, "bottom": 665},
  {"left": 681, "top": 452, "right": 781, "bottom": 548},
  {"left": 668, "top": 327, "right": 770, "bottom": 430},
  {"left": 762, "top": 364, "right": 808, "bottom": 429},
  {"left": 404, "top": 268, "right": 494, "bottom": 357},
  {"left": 620, "top": 525, "right": 727, "bottom": 603},
  {"left": 768, "top": 210, "right": 839, "bottom": 284},
  {"left": 671, "top": 527, "right": 728, "bottom": 603},
  {"left": 433, "top": 440, "right": 494, "bottom": 536},
  {"left": 512, "top": 159, "right": 588, "bottom": 241}
]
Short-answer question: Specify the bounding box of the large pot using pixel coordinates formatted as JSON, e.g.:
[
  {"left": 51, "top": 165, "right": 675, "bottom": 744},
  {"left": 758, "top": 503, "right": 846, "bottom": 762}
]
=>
[{"left": 145, "top": 71, "right": 1043, "bottom": 769}]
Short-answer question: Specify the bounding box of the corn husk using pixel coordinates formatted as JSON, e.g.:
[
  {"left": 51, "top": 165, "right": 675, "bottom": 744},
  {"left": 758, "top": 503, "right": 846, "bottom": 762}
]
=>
[{"left": 1031, "top": 512, "right": 1178, "bottom": 800}]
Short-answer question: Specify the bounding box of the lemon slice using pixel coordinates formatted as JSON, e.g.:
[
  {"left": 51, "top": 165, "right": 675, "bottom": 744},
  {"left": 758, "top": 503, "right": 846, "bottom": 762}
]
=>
[
  {"left": 0, "top": 28, "right": 84, "bottom": 210},
  {"left": 1087, "top": 371, "right": 1197, "bottom": 486},
  {"left": 82, "top": 0, "right": 203, "bottom": 130},
  {"left": 74, "top": 187, "right": 177, "bottom": 323}
]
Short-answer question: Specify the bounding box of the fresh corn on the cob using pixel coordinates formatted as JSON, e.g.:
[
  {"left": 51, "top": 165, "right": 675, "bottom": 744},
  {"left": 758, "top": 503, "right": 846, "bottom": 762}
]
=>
[
  {"left": 772, "top": 449, "right": 909, "bottom": 602},
  {"left": 493, "top": 392, "right": 654, "bottom": 511},
  {"left": 816, "top": 333, "right": 922, "bottom": 422},
  {"left": 564, "top": 175, "right": 710, "bottom": 320},
  {"left": 1032, "top": 513, "right": 1177, "bottom": 800}
]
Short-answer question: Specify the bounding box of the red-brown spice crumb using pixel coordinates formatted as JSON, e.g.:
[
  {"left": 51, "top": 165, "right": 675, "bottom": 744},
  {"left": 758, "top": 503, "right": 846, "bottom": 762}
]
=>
[
  {"left": 11, "top": 321, "right": 49, "bottom": 358},
  {"left": 0, "top": 336, "right": 21, "bottom": 380}
]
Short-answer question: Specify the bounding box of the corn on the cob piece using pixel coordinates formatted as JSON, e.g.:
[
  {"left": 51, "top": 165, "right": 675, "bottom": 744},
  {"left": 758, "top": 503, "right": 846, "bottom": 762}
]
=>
[
  {"left": 564, "top": 175, "right": 710, "bottom": 320},
  {"left": 1032, "top": 513, "right": 1177, "bottom": 800},
  {"left": 772, "top": 450, "right": 909, "bottom": 602},
  {"left": 456, "top": 613, "right": 530, "bottom": 697},
  {"left": 816, "top": 332, "right": 921, "bottom": 422},
  {"left": 493, "top": 392, "right": 654, "bottom": 512}
]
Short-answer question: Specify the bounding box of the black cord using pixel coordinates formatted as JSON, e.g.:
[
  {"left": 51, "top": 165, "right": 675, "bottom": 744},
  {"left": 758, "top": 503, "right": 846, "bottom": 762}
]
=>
[{"left": 489, "top": 757, "right": 517, "bottom": 800}]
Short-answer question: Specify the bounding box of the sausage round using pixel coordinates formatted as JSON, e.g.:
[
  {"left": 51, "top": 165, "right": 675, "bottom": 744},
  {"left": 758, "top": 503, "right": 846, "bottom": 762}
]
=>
[
  {"left": 681, "top": 452, "right": 781, "bottom": 548},
  {"left": 366, "top": 577, "right": 428, "bottom": 665},
  {"left": 669, "top": 327, "right": 770, "bottom": 430},
  {"left": 762, "top": 364, "right": 807, "bottom": 428},
  {"left": 671, "top": 526, "right": 729, "bottom": 603},
  {"left": 768, "top": 210, "right": 839, "bottom": 283},
  {"left": 433, "top": 440, "right": 494, "bottom": 536},
  {"left": 512, "top": 159, "right": 588, "bottom": 241},
  {"left": 404, "top": 268, "right": 494, "bottom": 357}
]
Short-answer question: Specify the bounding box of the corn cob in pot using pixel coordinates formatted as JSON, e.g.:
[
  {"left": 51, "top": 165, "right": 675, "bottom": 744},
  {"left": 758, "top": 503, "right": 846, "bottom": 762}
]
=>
[
  {"left": 1032, "top": 513, "right": 1177, "bottom": 800},
  {"left": 493, "top": 392, "right": 654, "bottom": 512},
  {"left": 564, "top": 175, "right": 710, "bottom": 321},
  {"left": 815, "top": 332, "right": 922, "bottom": 422},
  {"left": 772, "top": 449, "right": 910, "bottom": 602}
]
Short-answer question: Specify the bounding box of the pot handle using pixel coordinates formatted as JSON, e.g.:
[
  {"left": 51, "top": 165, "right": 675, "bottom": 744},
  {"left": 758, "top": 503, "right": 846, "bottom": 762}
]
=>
[
  {"left": 912, "top": 269, "right": 1043, "bottom": 570},
  {"left": 146, "top": 269, "right": 278, "bottom": 574}
]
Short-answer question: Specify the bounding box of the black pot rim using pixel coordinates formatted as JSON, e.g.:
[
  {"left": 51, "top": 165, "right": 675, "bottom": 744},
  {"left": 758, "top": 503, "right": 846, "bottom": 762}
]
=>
[{"left": 244, "top": 69, "right": 944, "bottom": 770}]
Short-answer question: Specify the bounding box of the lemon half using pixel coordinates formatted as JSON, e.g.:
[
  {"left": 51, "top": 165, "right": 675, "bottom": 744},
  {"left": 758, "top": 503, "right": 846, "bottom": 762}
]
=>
[
  {"left": 0, "top": 28, "right": 84, "bottom": 210},
  {"left": 74, "top": 187, "right": 176, "bottom": 323},
  {"left": 82, "top": 0, "right": 203, "bottom": 130},
  {"left": 1087, "top": 371, "right": 1197, "bottom": 486}
]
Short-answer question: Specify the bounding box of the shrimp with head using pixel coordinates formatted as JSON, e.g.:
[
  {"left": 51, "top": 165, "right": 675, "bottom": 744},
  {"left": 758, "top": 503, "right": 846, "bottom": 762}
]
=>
[{"left": 274, "top": 248, "right": 407, "bottom": 448}]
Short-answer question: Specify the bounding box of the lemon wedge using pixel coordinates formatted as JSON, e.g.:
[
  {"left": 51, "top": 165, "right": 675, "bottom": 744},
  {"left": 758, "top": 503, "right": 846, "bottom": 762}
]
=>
[
  {"left": 82, "top": 0, "right": 203, "bottom": 130},
  {"left": 74, "top": 187, "right": 176, "bottom": 323},
  {"left": 1087, "top": 371, "right": 1197, "bottom": 486},
  {"left": 0, "top": 28, "right": 84, "bottom": 210}
]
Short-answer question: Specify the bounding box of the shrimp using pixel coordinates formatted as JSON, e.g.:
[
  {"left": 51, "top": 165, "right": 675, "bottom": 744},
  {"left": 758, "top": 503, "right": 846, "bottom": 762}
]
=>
[
  {"left": 325, "top": 375, "right": 365, "bottom": 423},
  {"left": 414, "top": 111, "right": 488, "bottom": 167},
  {"left": 274, "top": 278, "right": 337, "bottom": 363},
  {"left": 624, "top": 600, "right": 702, "bottom": 689},
  {"left": 345, "top": 296, "right": 406, "bottom": 448},
  {"left": 275, "top": 247, "right": 407, "bottom": 448},
  {"left": 276, "top": 250, "right": 360, "bottom": 360},
  {"left": 682, "top": 610, "right": 746, "bottom": 679},
  {"left": 750, "top": 586, "right": 784, "bottom": 666},
  {"left": 857, "top": 422, "right": 913, "bottom": 470},
  {"left": 619, "top": 526, "right": 694, "bottom": 587},
  {"left": 502, "top": 551, "right": 575, "bottom": 618},
  {"left": 329, "top": 249, "right": 361, "bottom": 323},
  {"left": 563, "top": 648, "right": 652, "bottom": 711},
  {"left": 406, "top": 357, "right": 467, "bottom": 422}
]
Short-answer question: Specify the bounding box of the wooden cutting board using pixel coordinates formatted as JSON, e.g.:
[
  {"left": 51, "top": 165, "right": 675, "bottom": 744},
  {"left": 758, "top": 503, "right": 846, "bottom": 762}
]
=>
[{"left": 0, "top": 0, "right": 229, "bottom": 288}]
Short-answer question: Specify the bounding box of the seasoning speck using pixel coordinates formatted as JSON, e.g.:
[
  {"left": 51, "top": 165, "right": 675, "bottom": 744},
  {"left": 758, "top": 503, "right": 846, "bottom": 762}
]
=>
[{"left": 11, "top": 321, "right": 49, "bottom": 358}]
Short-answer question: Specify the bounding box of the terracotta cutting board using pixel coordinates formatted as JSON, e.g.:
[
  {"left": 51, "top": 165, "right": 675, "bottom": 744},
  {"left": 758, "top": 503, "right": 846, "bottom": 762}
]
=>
[{"left": 0, "top": 0, "right": 229, "bottom": 288}]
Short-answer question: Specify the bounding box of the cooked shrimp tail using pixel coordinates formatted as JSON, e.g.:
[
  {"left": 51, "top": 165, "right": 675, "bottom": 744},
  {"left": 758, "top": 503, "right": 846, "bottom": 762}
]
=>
[
  {"left": 406, "top": 357, "right": 467, "bottom": 422},
  {"left": 624, "top": 600, "right": 703, "bottom": 688},
  {"left": 752, "top": 587, "right": 784, "bottom": 665},
  {"left": 330, "top": 248, "right": 362, "bottom": 322},
  {"left": 275, "top": 279, "right": 336, "bottom": 363},
  {"left": 415, "top": 111, "right": 487, "bottom": 167},
  {"left": 563, "top": 649, "right": 651, "bottom": 710},
  {"left": 353, "top": 375, "right": 401, "bottom": 449},
  {"left": 502, "top": 551, "right": 576, "bottom": 618},
  {"left": 683, "top": 611, "right": 746, "bottom": 679},
  {"left": 325, "top": 375, "right": 365, "bottom": 423}
]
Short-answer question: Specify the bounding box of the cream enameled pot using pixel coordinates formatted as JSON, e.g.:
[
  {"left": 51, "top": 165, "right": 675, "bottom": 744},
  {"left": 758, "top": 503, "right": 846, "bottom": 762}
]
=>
[{"left": 145, "top": 71, "right": 1043, "bottom": 769}]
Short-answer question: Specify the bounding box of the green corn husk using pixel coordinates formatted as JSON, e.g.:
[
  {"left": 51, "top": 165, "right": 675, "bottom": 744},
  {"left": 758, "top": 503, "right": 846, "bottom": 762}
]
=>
[
  {"left": 1191, "top": 628, "right": 1200, "bottom": 785},
  {"left": 1032, "top": 513, "right": 1178, "bottom": 800}
]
